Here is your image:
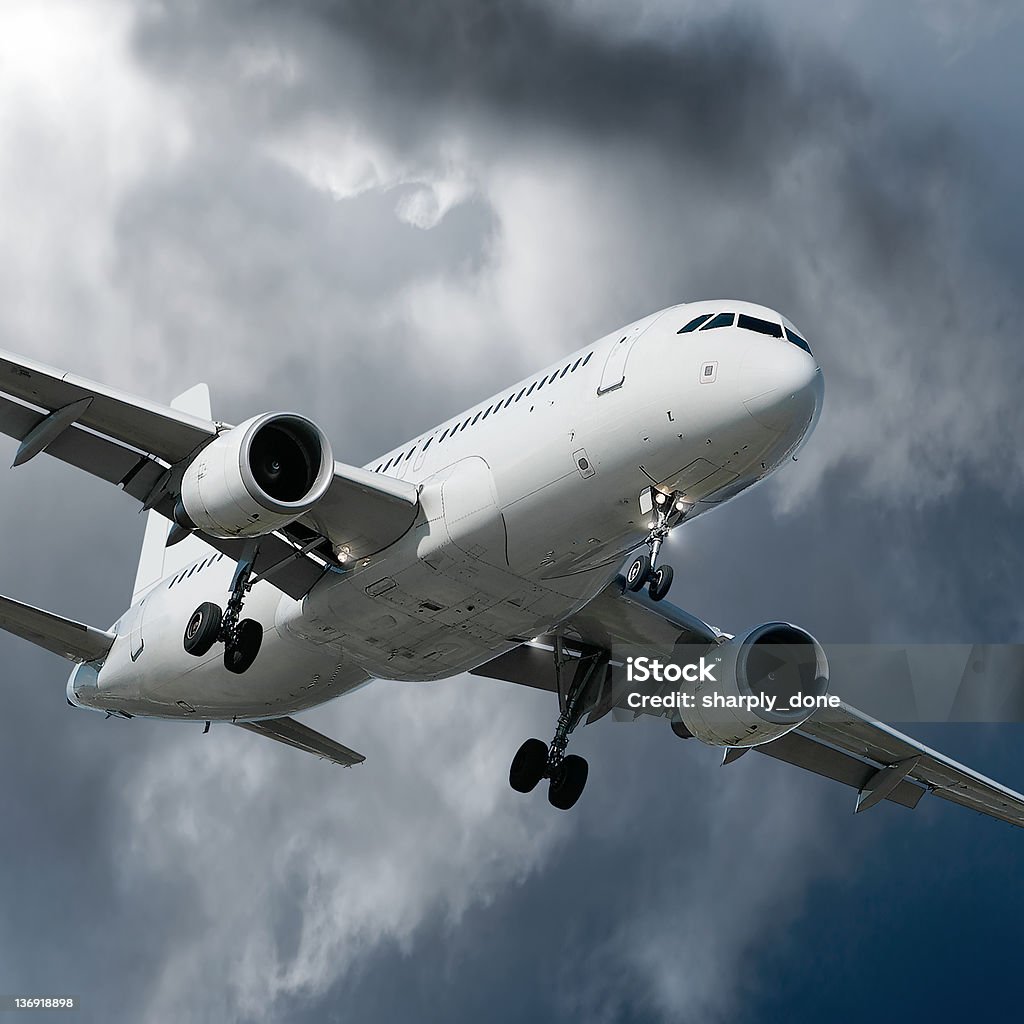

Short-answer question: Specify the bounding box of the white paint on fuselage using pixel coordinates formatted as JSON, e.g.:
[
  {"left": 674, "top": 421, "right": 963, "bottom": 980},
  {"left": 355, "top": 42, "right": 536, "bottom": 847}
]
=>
[{"left": 71, "top": 300, "right": 822, "bottom": 721}]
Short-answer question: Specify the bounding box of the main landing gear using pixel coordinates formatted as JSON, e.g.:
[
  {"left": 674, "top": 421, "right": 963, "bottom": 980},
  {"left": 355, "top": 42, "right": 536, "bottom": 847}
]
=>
[
  {"left": 625, "top": 487, "right": 689, "bottom": 602},
  {"left": 182, "top": 546, "right": 264, "bottom": 674},
  {"left": 509, "top": 641, "right": 609, "bottom": 810}
]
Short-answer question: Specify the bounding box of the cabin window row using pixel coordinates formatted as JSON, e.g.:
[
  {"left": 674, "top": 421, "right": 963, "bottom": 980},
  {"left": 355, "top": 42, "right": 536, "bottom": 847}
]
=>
[
  {"left": 373, "top": 350, "right": 594, "bottom": 473},
  {"left": 168, "top": 552, "right": 225, "bottom": 587}
]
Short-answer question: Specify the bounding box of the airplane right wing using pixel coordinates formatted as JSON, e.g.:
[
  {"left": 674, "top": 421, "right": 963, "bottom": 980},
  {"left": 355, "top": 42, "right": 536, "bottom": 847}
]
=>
[{"left": 0, "top": 348, "right": 420, "bottom": 599}]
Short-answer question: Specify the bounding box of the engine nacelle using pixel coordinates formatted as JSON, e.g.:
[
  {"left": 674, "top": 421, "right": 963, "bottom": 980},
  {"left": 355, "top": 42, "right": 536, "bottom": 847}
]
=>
[
  {"left": 178, "top": 413, "right": 334, "bottom": 539},
  {"left": 677, "top": 622, "right": 829, "bottom": 747}
]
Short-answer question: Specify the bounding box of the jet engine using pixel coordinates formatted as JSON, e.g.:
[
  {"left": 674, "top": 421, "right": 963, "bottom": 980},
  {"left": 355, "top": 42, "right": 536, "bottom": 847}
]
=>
[
  {"left": 676, "top": 623, "right": 829, "bottom": 747},
  {"left": 177, "top": 413, "right": 334, "bottom": 539}
]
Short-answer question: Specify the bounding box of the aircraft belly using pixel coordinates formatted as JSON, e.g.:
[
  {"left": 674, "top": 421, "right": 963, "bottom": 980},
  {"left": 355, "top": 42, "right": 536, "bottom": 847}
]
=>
[
  {"left": 302, "top": 456, "right": 607, "bottom": 682},
  {"left": 89, "top": 568, "right": 368, "bottom": 720}
]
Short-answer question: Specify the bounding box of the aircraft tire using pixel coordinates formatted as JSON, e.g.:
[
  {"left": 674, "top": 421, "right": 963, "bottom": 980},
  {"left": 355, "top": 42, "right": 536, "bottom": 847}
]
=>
[
  {"left": 626, "top": 554, "right": 652, "bottom": 591},
  {"left": 548, "top": 754, "right": 589, "bottom": 810},
  {"left": 184, "top": 602, "right": 222, "bottom": 657},
  {"left": 510, "top": 738, "right": 549, "bottom": 793},
  {"left": 224, "top": 618, "right": 263, "bottom": 674},
  {"left": 648, "top": 565, "right": 674, "bottom": 602}
]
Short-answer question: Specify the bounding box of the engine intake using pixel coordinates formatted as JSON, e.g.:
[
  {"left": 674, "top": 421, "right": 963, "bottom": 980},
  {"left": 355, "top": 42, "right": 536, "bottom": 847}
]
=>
[
  {"left": 179, "top": 413, "right": 334, "bottom": 539},
  {"left": 677, "top": 622, "right": 829, "bottom": 747}
]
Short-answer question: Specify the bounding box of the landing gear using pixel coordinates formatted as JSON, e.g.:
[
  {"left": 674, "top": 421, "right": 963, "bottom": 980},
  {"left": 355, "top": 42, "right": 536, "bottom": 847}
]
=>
[
  {"left": 626, "top": 487, "right": 689, "bottom": 601},
  {"left": 183, "top": 602, "right": 222, "bottom": 657},
  {"left": 182, "top": 543, "right": 264, "bottom": 674},
  {"left": 224, "top": 617, "right": 263, "bottom": 675},
  {"left": 509, "top": 738, "right": 548, "bottom": 793},
  {"left": 508, "top": 640, "right": 609, "bottom": 811}
]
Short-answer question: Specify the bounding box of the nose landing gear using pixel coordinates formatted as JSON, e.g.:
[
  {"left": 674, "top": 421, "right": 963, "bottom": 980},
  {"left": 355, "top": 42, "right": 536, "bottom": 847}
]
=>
[
  {"left": 625, "top": 487, "right": 688, "bottom": 601},
  {"left": 182, "top": 545, "right": 264, "bottom": 674}
]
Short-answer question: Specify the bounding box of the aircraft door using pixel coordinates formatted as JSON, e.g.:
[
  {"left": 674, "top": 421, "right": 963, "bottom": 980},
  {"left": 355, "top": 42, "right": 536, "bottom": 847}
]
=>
[
  {"left": 125, "top": 600, "right": 146, "bottom": 662},
  {"left": 597, "top": 311, "right": 666, "bottom": 395}
]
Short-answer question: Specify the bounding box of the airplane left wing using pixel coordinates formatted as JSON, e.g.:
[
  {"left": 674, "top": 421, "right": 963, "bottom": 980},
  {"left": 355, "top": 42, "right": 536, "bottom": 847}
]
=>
[
  {"left": 473, "top": 572, "right": 1024, "bottom": 828},
  {"left": 786, "top": 702, "right": 1024, "bottom": 826},
  {"left": 0, "top": 348, "right": 420, "bottom": 599}
]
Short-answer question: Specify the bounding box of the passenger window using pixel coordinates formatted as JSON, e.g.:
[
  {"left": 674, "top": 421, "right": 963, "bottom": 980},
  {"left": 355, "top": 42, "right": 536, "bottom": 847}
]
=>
[
  {"left": 700, "top": 313, "right": 735, "bottom": 330},
  {"left": 582, "top": 352, "right": 593, "bottom": 366},
  {"left": 482, "top": 407, "right": 491, "bottom": 419},
  {"left": 471, "top": 412, "right": 482, "bottom": 425},
  {"left": 424, "top": 437, "right": 432, "bottom": 450},
  {"left": 571, "top": 358, "right": 582, "bottom": 371},
  {"left": 737, "top": 313, "right": 783, "bottom": 338},
  {"left": 560, "top": 365, "right": 570, "bottom": 378},
  {"left": 504, "top": 394, "right": 515, "bottom": 408},
  {"left": 678, "top": 314, "right": 713, "bottom": 333},
  {"left": 526, "top": 382, "right": 537, "bottom": 396},
  {"left": 516, "top": 389, "right": 526, "bottom": 401}
]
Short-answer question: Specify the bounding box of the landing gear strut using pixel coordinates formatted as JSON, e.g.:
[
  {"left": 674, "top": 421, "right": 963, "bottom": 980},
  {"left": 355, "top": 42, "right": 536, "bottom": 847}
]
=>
[
  {"left": 509, "top": 640, "right": 608, "bottom": 810},
  {"left": 182, "top": 544, "right": 264, "bottom": 674},
  {"left": 625, "top": 487, "right": 689, "bottom": 602}
]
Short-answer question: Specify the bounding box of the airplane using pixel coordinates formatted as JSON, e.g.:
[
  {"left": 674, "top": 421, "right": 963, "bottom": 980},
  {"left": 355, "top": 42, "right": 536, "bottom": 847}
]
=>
[{"left": 1, "top": 299, "right": 1022, "bottom": 823}]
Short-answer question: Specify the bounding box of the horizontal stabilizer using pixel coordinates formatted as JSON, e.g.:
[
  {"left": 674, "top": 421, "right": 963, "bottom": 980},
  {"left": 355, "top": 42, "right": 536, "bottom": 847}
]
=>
[
  {"left": 235, "top": 716, "right": 365, "bottom": 768},
  {"left": 0, "top": 592, "right": 115, "bottom": 663}
]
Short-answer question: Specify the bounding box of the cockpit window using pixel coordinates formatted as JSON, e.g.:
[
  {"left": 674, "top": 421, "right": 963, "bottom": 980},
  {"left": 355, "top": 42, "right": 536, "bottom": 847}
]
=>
[
  {"left": 785, "top": 327, "right": 812, "bottom": 354},
  {"left": 737, "top": 313, "right": 783, "bottom": 338},
  {"left": 677, "top": 314, "right": 712, "bottom": 334},
  {"left": 700, "top": 312, "right": 735, "bottom": 330}
]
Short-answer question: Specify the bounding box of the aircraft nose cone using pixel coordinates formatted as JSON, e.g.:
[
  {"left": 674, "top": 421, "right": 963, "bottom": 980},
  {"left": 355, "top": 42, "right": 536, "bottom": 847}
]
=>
[{"left": 741, "top": 342, "right": 822, "bottom": 433}]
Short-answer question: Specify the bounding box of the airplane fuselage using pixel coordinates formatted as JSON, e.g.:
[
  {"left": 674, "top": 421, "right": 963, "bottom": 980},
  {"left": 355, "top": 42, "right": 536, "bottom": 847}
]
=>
[{"left": 69, "top": 300, "right": 823, "bottom": 721}]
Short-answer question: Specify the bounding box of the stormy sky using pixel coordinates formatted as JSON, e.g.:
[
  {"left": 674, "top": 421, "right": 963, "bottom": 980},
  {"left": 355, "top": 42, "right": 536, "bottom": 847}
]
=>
[{"left": 2, "top": 2, "right": 1023, "bottom": 1021}]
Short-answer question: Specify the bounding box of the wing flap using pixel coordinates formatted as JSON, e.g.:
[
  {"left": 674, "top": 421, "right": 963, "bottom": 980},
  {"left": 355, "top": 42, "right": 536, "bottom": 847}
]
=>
[
  {"left": 235, "top": 716, "right": 365, "bottom": 767},
  {"left": 800, "top": 702, "right": 1024, "bottom": 827},
  {"left": 0, "top": 348, "right": 215, "bottom": 462},
  {"left": 0, "top": 592, "right": 115, "bottom": 663},
  {"left": 754, "top": 729, "right": 925, "bottom": 810}
]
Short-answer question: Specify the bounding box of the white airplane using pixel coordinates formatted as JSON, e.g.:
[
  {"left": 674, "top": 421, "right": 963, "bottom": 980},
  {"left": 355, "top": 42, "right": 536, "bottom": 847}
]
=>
[{"left": 1, "top": 300, "right": 1022, "bottom": 822}]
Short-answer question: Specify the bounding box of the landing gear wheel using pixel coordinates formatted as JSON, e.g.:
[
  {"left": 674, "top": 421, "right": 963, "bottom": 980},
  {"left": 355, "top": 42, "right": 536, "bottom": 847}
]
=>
[
  {"left": 548, "top": 754, "right": 589, "bottom": 810},
  {"left": 224, "top": 618, "right": 263, "bottom": 674},
  {"left": 183, "top": 602, "right": 222, "bottom": 657},
  {"left": 510, "top": 738, "right": 549, "bottom": 793},
  {"left": 648, "top": 564, "right": 674, "bottom": 602},
  {"left": 626, "top": 554, "right": 652, "bottom": 591}
]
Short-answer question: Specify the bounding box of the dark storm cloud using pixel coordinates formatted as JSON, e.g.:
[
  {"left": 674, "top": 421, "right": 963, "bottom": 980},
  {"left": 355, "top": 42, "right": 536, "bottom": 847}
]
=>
[{"left": 132, "top": 0, "right": 899, "bottom": 203}]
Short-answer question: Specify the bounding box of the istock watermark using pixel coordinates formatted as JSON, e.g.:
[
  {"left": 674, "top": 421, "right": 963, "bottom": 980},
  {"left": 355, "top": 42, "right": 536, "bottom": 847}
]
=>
[{"left": 625, "top": 655, "right": 718, "bottom": 684}]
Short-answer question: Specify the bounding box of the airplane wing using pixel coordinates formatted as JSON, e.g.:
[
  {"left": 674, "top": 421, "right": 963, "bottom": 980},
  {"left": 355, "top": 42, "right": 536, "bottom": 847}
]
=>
[
  {"left": 472, "top": 574, "right": 1024, "bottom": 827},
  {"left": 0, "top": 591, "right": 116, "bottom": 664},
  {"left": 234, "top": 716, "right": 365, "bottom": 767},
  {"left": 775, "top": 702, "right": 1024, "bottom": 825},
  {"left": 0, "top": 348, "right": 419, "bottom": 599}
]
